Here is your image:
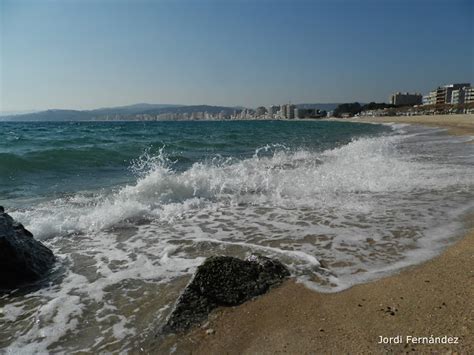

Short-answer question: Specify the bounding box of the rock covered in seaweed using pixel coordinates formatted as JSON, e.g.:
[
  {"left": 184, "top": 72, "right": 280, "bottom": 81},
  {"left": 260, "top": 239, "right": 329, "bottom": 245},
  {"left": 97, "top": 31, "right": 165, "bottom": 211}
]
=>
[
  {"left": 0, "top": 206, "right": 55, "bottom": 290},
  {"left": 162, "top": 254, "right": 290, "bottom": 334}
]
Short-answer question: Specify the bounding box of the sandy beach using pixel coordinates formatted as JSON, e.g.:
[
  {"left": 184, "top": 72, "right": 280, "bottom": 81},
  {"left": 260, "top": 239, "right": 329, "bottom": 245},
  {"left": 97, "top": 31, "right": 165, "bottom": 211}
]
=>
[{"left": 157, "top": 114, "right": 474, "bottom": 354}]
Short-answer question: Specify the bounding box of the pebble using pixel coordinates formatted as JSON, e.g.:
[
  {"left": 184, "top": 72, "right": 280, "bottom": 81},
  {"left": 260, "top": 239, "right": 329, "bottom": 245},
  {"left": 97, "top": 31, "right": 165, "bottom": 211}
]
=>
[{"left": 206, "top": 329, "right": 215, "bottom": 335}]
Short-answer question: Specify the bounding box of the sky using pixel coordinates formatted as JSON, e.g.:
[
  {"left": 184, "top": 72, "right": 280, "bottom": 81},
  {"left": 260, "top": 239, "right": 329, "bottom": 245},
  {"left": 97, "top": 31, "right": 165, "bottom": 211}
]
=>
[{"left": 0, "top": 0, "right": 473, "bottom": 111}]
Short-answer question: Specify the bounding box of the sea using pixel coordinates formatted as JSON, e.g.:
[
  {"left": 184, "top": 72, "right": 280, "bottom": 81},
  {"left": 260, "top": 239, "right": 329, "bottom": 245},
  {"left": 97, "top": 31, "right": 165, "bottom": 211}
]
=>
[{"left": 0, "top": 120, "right": 473, "bottom": 352}]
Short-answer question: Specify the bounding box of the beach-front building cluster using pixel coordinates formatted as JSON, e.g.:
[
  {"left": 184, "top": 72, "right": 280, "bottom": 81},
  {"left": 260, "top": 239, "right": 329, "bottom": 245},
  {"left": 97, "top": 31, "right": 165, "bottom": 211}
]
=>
[
  {"left": 260, "top": 104, "right": 326, "bottom": 119},
  {"left": 388, "top": 83, "right": 473, "bottom": 108},
  {"left": 233, "top": 104, "right": 327, "bottom": 120},
  {"left": 125, "top": 111, "right": 233, "bottom": 121},
  {"left": 354, "top": 82, "right": 473, "bottom": 118},
  {"left": 111, "top": 104, "right": 329, "bottom": 121},
  {"left": 422, "top": 83, "right": 472, "bottom": 106}
]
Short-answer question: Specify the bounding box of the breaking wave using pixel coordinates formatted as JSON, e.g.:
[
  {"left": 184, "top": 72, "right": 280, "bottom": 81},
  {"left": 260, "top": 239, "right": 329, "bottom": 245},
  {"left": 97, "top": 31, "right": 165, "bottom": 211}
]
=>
[{"left": 12, "top": 131, "right": 472, "bottom": 240}]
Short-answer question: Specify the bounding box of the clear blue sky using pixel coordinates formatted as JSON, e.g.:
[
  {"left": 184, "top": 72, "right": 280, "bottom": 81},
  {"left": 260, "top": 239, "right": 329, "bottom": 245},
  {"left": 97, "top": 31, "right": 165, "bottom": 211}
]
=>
[{"left": 1, "top": 0, "right": 473, "bottom": 111}]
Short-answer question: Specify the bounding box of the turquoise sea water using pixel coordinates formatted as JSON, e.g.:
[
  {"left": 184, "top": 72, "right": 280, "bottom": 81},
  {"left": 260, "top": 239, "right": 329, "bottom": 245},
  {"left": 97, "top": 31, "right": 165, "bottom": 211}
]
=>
[
  {"left": 0, "top": 120, "right": 387, "bottom": 204},
  {"left": 0, "top": 120, "right": 473, "bottom": 352}
]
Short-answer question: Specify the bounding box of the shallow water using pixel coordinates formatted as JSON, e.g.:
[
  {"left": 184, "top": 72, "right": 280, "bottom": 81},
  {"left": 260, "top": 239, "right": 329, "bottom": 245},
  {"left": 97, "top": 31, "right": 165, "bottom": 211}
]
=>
[{"left": 0, "top": 120, "right": 473, "bottom": 352}]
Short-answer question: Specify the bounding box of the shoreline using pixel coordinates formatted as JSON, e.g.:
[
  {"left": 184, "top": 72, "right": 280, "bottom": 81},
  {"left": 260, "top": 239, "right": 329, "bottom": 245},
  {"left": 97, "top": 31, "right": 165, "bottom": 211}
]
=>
[
  {"left": 156, "top": 114, "right": 474, "bottom": 353},
  {"left": 340, "top": 113, "right": 474, "bottom": 137},
  {"left": 163, "top": 227, "right": 474, "bottom": 354}
]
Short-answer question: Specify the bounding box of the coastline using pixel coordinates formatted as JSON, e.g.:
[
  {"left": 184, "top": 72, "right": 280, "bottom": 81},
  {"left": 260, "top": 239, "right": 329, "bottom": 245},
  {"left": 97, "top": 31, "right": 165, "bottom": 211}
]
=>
[
  {"left": 345, "top": 113, "right": 474, "bottom": 137},
  {"left": 157, "top": 114, "right": 474, "bottom": 354}
]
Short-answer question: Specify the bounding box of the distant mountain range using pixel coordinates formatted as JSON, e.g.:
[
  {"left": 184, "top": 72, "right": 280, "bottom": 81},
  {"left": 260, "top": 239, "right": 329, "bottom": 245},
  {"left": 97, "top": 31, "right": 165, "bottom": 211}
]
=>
[
  {"left": 90, "top": 103, "right": 184, "bottom": 116},
  {"left": 0, "top": 103, "right": 342, "bottom": 121},
  {"left": 0, "top": 104, "right": 242, "bottom": 121},
  {"left": 0, "top": 104, "right": 176, "bottom": 121}
]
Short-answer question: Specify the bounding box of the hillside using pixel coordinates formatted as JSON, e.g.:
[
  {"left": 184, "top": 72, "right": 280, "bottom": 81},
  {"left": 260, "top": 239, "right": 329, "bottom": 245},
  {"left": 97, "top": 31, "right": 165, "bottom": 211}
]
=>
[{"left": 0, "top": 104, "right": 234, "bottom": 121}]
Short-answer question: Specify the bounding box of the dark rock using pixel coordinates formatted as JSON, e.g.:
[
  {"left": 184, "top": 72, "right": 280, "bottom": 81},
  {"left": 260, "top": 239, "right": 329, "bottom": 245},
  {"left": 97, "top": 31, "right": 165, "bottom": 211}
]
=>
[
  {"left": 0, "top": 208, "right": 55, "bottom": 290},
  {"left": 162, "top": 254, "right": 290, "bottom": 334}
]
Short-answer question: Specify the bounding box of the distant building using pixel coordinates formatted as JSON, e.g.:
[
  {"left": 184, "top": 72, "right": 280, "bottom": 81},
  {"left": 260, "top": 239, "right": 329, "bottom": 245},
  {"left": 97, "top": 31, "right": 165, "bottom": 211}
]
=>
[
  {"left": 451, "top": 85, "right": 472, "bottom": 105},
  {"left": 464, "top": 87, "right": 474, "bottom": 104},
  {"left": 268, "top": 105, "right": 279, "bottom": 115},
  {"left": 286, "top": 104, "right": 295, "bottom": 119},
  {"left": 451, "top": 89, "right": 465, "bottom": 105},
  {"left": 218, "top": 110, "right": 227, "bottom": 119},
  {"left": 389, "top": 92, "right": 422, "bottom": 106},
  {"left": 294, "top": 108, "right": 300, "bottom": 119},
  {"left": 422, "top": 90, "right": 437, "bottom": 106},
  {"left": 281, "top": 105, "right": 288, "bottom": 118}
]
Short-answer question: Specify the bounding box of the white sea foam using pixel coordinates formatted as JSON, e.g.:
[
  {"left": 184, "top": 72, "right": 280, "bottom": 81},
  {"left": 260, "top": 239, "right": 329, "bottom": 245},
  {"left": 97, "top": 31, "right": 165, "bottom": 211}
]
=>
[
  {"left": 13, "top": 128, "right": 472, "bottom": 240},
  {"left": 3, "top": 124, "right": 474, "bottom": 352}
]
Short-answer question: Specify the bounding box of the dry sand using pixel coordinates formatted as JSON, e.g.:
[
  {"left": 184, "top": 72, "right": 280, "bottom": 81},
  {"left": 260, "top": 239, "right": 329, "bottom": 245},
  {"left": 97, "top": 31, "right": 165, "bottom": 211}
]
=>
[{"left": 155, "top": 114, "right": 474, "bottom": 354}]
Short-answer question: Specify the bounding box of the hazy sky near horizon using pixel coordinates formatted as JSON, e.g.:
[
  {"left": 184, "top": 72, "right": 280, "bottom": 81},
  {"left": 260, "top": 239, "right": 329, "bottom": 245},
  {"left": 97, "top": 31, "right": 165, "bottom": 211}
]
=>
[{"left": 1, "top": 0, "right": 473, "bottom": 111}]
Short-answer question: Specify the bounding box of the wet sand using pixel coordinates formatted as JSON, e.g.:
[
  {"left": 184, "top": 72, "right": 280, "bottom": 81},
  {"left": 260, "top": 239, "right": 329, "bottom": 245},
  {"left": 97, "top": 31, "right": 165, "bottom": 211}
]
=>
[
  {"left": 155, "top": 114, "right": 474, "bottom": 354},
  {"left": 159, "top": 228, "right": 474, "bottom": 353}
]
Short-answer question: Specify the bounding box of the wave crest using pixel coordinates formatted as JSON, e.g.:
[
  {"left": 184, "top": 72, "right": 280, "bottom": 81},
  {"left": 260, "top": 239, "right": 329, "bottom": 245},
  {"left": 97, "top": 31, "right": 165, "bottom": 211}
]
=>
[{"left": 11, "top": 132, "right": 473, "bottom": 240}]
